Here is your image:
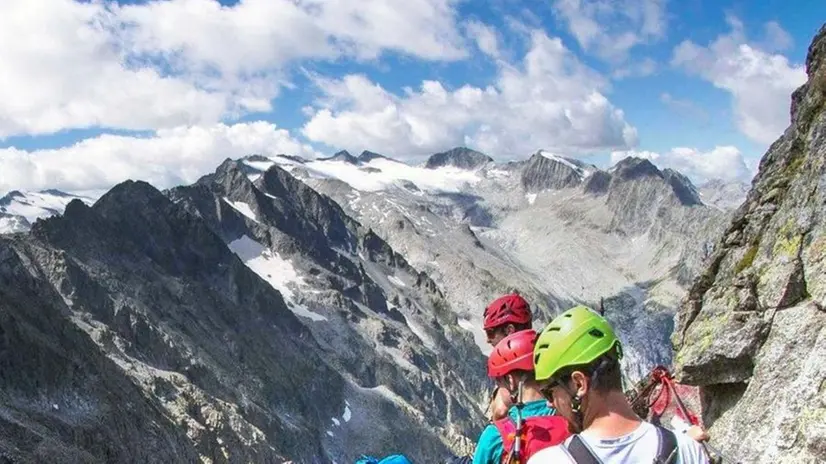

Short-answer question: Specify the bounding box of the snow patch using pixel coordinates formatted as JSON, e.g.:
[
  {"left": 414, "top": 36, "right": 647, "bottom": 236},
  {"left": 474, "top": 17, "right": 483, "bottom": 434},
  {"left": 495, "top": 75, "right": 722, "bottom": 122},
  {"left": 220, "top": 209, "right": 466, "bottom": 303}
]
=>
[
  {"left": 0, "top": 215, "right": 29, "bottom": 234},
  {"left": 401, "top": 311, "right": 436, "bottom": 350},
  {"left": 223, "top": 198, "right": 258, "bottom": 222},
  {"left": 539, "top": 150, "right": 589, "bottom": 179},
  {"left": 295, "top": 158, "right": 482, "bottom": 193},
  {"left": 343, "top": 404, "right": 352, "bottom": 423},
  {"left": 486, "top": 169, "right": 511, "bottom": 180},
  {"left": 0, "top": 190, "right": 95, "bottom": 233},
  {"left": 525, "top": 193, "right": 537, "bottom": 205},
  {"left": 387, "top": 275, "right": 406, "bottom": 287},
  {"left": 227, "top": 235, "right": 327, "bottom": 322},
  {"left": 458, "top": 318, "right": 490, "bottom": 355},
  {"left": 331, "top": 417, "right": 340, "bottom": 426},
  {"left": 326, "top": 430, "right": 334, "bottom": 437}
]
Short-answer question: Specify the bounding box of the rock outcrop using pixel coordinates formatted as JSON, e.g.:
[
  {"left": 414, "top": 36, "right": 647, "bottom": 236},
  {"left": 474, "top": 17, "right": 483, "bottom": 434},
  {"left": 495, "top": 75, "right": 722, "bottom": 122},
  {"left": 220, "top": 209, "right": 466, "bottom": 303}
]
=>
[
  {"left": 425, "top": 147, "right": 493, "bottom": 170},
  {"left": 672, "top": 23, "right": 826, "bottom": 463}
]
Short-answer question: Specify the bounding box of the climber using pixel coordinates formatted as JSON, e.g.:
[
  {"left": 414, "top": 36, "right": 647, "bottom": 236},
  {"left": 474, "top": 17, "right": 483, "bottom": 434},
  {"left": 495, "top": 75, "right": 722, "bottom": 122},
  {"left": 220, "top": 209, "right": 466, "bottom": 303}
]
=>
[
  {"left": 527, "top": 305, "right": 710, "bottom": 463},
  {"left": 483, "top": 293, "right": 533, "bottom": 347},
  {"left": 482, "top": 293, "right": 535, "bottom": 421},
  {"left": 473, "top": 329, "right": 571, "bottom": 464}
]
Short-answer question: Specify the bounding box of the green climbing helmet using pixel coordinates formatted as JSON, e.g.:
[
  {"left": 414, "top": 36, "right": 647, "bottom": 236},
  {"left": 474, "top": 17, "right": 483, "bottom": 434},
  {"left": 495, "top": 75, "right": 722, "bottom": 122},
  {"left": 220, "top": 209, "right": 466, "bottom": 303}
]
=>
[{"left": 533, "top": 305, "right": 622, "bottom": 382}]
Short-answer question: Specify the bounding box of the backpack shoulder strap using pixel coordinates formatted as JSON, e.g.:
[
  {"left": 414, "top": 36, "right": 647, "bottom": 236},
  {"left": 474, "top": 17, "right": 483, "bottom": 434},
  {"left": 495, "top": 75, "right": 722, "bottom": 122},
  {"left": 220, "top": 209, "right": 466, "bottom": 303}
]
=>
[
  {"left": 493, "top": 416, "right": 517, "bottom": 462},
  {"left": 654, "top": 425, "right": 678, "bottom": 464},
  {"left": 566, "top": 435, "right": 601, "bottom": 464}
]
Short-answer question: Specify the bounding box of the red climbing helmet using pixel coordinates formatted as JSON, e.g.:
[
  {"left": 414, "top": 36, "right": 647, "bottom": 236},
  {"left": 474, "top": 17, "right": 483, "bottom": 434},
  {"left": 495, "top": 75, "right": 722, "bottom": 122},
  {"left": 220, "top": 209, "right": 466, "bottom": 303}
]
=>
[
  {"left": 483, "top": 293, "right": 532, "bottom": 330},
  {"left": 488, "top": 329, "right": 538, "bottom": 378}
]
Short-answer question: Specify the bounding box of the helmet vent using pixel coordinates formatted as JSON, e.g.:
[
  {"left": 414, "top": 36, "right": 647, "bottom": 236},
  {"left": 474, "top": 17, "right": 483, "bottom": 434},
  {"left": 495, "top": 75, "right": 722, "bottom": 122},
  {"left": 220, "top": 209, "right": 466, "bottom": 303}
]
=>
[
  {"left": 564, "top": 314, "right": 572, "bottom": 318},
  {"left": 589, "top": 328, "right": 605, "bottom": 338}
]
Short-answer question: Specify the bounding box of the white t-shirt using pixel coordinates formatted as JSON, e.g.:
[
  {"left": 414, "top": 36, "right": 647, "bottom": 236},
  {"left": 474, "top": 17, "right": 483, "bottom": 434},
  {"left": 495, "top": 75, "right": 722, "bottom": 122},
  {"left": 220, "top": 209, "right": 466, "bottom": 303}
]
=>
[{"left": 527, "top": 421, "right": 709, "bottom": 464}]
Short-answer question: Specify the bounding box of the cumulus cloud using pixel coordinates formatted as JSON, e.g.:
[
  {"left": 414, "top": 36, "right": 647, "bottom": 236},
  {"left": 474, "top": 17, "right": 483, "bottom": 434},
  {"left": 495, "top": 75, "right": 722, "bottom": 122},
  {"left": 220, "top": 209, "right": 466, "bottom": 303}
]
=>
[
  {"left": 0, "top": 122, "right": 319, "bottom": 194},
  {"left": 610, "top": 146, "right": 752, "bottom": 183},
  {"left": 466, "top": 20, "right": 501, "bottom": 59},
  {"left": 552, "top": 0, "right": 667, "bottom": 64},
  {"left": 301, "top": 29, "right": 638, "bottom": 158},
  {"left": 0, "top": 0, "right": 467, "bottom": 139},
  {"left": 671, "top": 16, "right": 806, "bottom": 145}
]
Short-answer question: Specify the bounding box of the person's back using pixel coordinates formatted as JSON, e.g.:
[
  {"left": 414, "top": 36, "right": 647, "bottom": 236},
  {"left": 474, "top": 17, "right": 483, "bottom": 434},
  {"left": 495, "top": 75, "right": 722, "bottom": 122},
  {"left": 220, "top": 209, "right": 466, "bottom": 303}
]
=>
[
  {"left": 528, "top": 420, "right": 707, "bottom": 463},
  {"left": 472, "top": 330, "right": 570, "bottom": 464},
  {"left": 474, "top": 399, "right": 569, "bottom": 464},
  {"left": 527, "top": 305, "right": 709, "bottom": 464}
]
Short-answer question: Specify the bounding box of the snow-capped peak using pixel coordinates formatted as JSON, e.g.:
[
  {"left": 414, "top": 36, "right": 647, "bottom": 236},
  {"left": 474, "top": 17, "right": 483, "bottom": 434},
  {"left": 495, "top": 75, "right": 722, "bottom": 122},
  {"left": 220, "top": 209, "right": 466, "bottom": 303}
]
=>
[
  {"left": 0, "top": 189, "right": 98, "bottom": 234},
  {"left": 537, "top": 150, "right": 594, "bottom": 179}
]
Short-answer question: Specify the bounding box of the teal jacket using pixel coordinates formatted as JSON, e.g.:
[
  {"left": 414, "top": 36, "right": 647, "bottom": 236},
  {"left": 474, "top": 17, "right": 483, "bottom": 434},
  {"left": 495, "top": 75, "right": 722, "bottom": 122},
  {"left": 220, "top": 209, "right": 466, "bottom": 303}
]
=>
[{"left": 472, "top": 400, "right": 555, "bottom": 464}]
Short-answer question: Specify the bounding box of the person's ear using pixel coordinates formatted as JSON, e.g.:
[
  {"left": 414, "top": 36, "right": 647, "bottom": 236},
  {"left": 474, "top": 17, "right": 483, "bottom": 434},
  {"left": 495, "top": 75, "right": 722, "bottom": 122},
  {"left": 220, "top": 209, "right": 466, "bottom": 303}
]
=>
[
  {"left": 505, "top": 324, "right": 516, "bottom": 335},
  {"left": 570, "top": 370, "right": 589, "bottom": 398}
]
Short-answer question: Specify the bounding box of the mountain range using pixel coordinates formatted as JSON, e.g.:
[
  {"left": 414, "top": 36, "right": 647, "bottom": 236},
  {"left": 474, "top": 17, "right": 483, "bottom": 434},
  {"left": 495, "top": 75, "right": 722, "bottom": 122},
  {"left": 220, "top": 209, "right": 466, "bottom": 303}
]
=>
[{"left": 4, "top": 23, "right": 825, "bottom": 463}]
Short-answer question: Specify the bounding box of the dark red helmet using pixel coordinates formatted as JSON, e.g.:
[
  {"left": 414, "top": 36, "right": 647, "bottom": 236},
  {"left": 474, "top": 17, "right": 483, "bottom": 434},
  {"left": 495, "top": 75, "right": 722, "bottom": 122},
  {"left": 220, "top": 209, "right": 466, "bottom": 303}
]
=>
[
  {"left": 488, "top": 329, "right": 537, "bottom": 377},
  {"left": 483, "top": 293, "right": 532, "bottom": 330}
]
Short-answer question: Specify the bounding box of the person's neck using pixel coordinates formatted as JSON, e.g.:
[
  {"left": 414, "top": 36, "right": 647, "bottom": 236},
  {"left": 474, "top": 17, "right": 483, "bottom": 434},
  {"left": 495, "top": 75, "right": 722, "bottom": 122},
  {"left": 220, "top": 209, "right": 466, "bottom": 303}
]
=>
[
  {"left": 511, "top": 383, "right": 545, "bottom": 404},
  {"left": 580, "top": 390, "right": 642, "bottom": 438}
]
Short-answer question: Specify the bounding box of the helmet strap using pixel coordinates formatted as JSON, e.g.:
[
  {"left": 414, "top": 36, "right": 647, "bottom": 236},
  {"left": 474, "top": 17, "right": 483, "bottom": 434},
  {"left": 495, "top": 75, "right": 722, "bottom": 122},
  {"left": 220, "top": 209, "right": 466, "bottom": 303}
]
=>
[{"left": 557, "top": 380, "right": 586, "bottom": 432}]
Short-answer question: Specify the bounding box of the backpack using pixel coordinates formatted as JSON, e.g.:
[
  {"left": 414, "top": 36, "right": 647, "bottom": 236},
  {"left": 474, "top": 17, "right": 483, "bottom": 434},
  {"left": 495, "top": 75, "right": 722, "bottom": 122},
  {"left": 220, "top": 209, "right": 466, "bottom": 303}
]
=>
[
  {"left": 493, "top": 414, "right": 571, "bottom": 463},
  {"left": 565, "top": 424, "right": 678, "bottom": 464}
]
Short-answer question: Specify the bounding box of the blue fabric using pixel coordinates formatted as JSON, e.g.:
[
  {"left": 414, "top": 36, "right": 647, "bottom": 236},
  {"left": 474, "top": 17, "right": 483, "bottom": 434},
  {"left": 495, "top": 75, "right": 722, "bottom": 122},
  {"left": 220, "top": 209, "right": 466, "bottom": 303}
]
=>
[{"left": 471, "top": 400, "right": 556, "bottom": 464}]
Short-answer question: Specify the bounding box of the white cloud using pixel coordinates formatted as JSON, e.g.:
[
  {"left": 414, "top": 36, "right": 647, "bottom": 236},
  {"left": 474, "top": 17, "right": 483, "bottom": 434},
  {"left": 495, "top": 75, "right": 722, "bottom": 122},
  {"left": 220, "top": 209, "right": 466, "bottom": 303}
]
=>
[
  {"left": 301, "top": 30, "right": 638, "bottom": 158},
  {"left": 552, "top": 0, "right": 667, "bottom": 63},
  {"left": 762, "top": 21, "right": 794, "bottom": 52},
  {"left": 611, "top": 146, "right": 752, "bottom": 183},
  {"left": 0, "top": 123, "right": 320, "bottom": 194},
  {"left": 671, "top": 16, "right": 806, "bottom": 145},
  {"left": 0, "top": 0, "right": 467, "bottom": 139},
  {"left": 466, "top": 20, "right": 501, "bottom": 59}
]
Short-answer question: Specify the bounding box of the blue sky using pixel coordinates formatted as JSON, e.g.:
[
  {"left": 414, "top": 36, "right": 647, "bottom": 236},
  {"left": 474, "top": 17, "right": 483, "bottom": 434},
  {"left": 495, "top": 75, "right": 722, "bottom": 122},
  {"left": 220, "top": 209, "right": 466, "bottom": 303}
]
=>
[{"left": 0, "top": 0, "right": 824, "bottom": 193}]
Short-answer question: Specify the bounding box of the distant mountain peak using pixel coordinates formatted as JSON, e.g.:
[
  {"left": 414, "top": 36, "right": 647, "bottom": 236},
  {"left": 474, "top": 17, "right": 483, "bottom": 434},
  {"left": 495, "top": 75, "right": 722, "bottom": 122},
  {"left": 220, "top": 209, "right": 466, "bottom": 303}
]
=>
[
  {"left": 321, "top": 150, "right": 360, "bottom": 164},
  {"left": 521, "top": 150, "right": 595, "bottom": 192},
  {"left": 425, "top": 147, "right": 493, "bottom": 170},
  {"left": 611, "top": 157, "right": 662, "bottom": 180},
  {"left": 358, "top": 150, "right": 389, "bottom": 163}
]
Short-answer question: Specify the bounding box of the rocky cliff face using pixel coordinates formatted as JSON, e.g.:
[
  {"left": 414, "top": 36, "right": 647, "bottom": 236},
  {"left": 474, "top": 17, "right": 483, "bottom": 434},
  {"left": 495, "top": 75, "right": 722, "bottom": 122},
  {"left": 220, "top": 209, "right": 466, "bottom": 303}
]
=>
[
  {"left": 0, "top": 160, "right": 488, "bottom": 462},
  {"left": 672, "top": 23, "right": 826, "bottom": 463},
  {"left": 520, "top": 150, "right": 594, "bottom": 191}
]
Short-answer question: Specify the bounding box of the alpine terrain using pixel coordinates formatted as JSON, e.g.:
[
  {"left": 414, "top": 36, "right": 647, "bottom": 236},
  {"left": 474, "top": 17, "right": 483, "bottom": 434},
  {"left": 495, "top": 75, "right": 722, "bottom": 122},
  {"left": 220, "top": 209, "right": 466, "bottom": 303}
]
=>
[
  {"left": 0, "top": 160, "right": 489, "bottom": 462},
  {"left": 0, "top": 38, "right": 783, "bottom": 464},
  {"left": 672, "top": 24, "right": 826, "bottom": 463},
  {"left": 258, "top": 146, "right": 734, "bottom": 381}
]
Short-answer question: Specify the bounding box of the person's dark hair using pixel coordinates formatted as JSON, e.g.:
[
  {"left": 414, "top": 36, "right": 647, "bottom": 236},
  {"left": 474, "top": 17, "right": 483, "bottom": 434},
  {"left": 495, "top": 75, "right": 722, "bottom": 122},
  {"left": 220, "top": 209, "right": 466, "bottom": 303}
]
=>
[
  {"left": 508, "top": 369, "right": 536, "bottom": 382},
  {"left": 554, "top": 348, "right": 623, "bottom": 394}
]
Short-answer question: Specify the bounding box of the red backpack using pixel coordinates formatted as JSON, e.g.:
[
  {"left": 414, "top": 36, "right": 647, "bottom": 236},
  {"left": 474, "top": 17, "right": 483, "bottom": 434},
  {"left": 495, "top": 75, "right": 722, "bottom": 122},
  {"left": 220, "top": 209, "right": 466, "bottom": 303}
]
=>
[{"left": 493, "top": 414, "right": 571, "bottom": 463}]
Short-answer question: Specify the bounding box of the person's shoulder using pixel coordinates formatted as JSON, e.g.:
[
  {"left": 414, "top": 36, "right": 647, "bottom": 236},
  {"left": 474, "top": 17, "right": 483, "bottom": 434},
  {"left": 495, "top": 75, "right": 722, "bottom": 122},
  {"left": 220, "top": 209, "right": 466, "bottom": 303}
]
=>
[
  {"left": 472, "top": 423, "right": 504, "bottom": 464},
  {"left": 478, "top": 422, "right": 502, "bottom": 443},
  {"left": 671, "top": 428, "right": 711, "bottom": 464},
  {"left": 526, "top": 444, "right": 573, "bottom": 464}
]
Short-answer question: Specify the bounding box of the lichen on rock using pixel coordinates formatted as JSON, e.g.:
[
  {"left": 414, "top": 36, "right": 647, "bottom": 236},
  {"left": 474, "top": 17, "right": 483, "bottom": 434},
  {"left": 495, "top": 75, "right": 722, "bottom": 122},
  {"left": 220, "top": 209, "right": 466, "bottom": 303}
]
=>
[{"left": 672, "top": 23, "right": 826, "bottom": 463}]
